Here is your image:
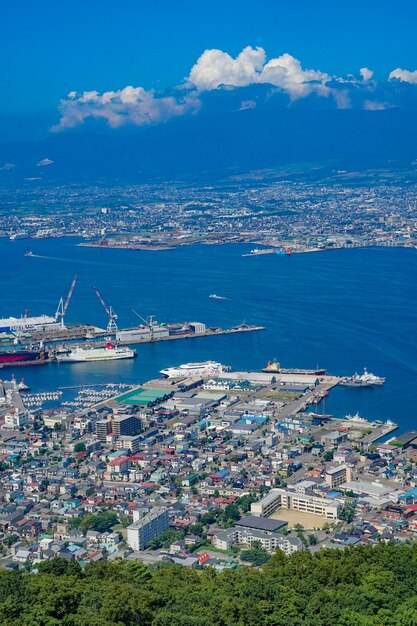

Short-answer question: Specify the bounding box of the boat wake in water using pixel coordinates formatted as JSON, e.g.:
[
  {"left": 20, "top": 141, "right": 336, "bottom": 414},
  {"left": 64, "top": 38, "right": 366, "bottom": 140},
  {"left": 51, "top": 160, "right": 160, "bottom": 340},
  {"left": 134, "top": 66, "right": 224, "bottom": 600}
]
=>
[{"left": 209, "top": 294, "right": 231, "bottom": 300}]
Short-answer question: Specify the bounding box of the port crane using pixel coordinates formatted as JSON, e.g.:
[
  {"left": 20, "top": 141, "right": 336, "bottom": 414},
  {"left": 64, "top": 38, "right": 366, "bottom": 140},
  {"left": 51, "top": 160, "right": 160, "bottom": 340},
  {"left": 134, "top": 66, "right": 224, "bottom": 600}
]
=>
[
  {"left": 55, "top": 274, "right": 77, "bottom": 329},
  {"left": 94, "top": 288, "right": 118, "bottom": 332},
  {"left": 131, "top": 308, "right": 157, "bottom": 340}
]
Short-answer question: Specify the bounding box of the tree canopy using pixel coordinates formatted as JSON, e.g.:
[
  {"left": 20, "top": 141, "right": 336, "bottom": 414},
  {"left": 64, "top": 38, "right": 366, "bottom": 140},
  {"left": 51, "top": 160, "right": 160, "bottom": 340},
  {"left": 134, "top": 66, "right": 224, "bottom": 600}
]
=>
[{"left": 2, "top": 544, "right": 417, "bottom": 624}]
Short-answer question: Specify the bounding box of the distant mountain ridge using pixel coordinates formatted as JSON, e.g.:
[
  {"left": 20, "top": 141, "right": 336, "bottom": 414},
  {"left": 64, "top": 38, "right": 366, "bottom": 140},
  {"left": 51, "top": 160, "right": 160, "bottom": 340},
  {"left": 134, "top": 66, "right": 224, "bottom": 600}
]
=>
[{"left": 0, "top": 109, "right": 416, "bottom": 182}]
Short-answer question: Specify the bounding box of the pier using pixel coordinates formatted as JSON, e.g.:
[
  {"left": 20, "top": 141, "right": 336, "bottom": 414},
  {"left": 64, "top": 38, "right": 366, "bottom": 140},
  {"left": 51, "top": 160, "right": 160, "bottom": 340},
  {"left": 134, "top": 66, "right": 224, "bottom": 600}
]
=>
[
  {"left": 360, "top": 422, "right": 399, "bottom": 447},
  {"left": 32, "top": 322, "right": 265, "bottom": 347}
]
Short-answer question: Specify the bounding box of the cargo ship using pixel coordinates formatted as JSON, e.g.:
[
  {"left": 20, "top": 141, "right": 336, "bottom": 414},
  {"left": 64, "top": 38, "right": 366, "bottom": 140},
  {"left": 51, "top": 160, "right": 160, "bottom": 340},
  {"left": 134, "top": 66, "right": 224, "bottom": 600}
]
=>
[
  {"left": 56, "top": 343, "right": 136, "bottom": 363},
  {"left": 262, "top": 359, "right": 326, "bottom": 376},
  {"left": 0, "top": 348, "right": 49, "bottom": 367},
  {"left": 160, "top": 361, "right": 230, "bottom": 378}
]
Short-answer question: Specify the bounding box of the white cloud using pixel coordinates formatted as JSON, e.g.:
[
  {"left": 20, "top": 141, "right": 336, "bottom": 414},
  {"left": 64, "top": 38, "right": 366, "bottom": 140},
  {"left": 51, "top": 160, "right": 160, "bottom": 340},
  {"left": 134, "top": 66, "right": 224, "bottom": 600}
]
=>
[
  {"left": 239, "top": 100, "right": 256, "bottom": 111},
  {"left": 188, "top": 46, "right": 266, "bottom": 91},
  {"left": 360, "top": 67, "right": 374, "bottom": 81},
  {"left": 261, "top": 53, "right": 330, "bottom": 98},
  {"left": 364, "top": 100, "right": 390, "bottom": 110},
  {"left": 389, "top": 68, "right": 417, "bottom": 84},
  {"left": 36, "top": 158, "right": 54, "bottom": 167},
  {"left": 187, "top": 46, "right": 331, "bottom": 99},
  {"left": 0, "top": 163, "right": 15, "bottom": 171},
  {"left": 52, "top": 86, "right": 201, "bottom": 131}
]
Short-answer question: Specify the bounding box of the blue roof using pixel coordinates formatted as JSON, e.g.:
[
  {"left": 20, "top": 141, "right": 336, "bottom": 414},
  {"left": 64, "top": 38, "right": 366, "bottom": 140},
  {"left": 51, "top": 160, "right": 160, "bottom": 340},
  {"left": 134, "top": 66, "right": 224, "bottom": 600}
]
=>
[
  {"left": 400, "top": 487, "right": 417, "bottom": 499},
  {"left": 67, "top": 545, "right": 80, "bottom": 552}
]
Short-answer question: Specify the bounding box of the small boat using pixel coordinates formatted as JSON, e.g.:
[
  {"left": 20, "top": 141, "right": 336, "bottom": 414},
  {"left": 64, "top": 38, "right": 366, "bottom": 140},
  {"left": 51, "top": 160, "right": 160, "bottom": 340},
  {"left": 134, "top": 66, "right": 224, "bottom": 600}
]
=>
[
  {"left": 24, "top": 248, "right": 33, "bottom": 257},
  {"left": 209, "top": 294, "right": 230, "bottom": 300},
  {"left": 17, "top": 378, "right": 30, "bottom": 392}
]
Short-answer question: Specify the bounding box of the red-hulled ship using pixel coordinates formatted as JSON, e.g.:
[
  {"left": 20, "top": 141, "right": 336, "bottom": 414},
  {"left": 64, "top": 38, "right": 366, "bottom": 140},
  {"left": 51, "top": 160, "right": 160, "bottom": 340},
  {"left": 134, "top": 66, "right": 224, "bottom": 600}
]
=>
[{"left": 0, "top": 349, "right": 49, "bottom": 367}]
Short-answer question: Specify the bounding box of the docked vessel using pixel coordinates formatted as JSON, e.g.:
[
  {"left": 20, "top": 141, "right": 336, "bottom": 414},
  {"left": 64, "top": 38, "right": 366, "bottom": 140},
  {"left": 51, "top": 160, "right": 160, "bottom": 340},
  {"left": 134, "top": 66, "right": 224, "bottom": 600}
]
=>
[
  {"left": 17, "top": 378, "right": 30, "bottom": 391},
  {"left": 340, "top": 368, "right": 385, "bottom": 387},
  {"left": 56, "top": 343, "right": 136, "bottom": 363},
  {"left": 0, "top": 348, "right": 49, "bottom": 366},
  {"left": 262, "top": 359, "right": 326, "bottom": 376},
  {"left": 160, "top": 361, "right": 230, "bottom": 378}
]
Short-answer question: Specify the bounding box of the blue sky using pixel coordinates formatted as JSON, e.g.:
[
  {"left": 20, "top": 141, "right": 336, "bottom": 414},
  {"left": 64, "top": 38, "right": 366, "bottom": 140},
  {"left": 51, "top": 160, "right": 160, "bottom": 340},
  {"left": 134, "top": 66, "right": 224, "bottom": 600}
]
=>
[{"left": 2, "top": 0, "right": 417, "bottom": 114}]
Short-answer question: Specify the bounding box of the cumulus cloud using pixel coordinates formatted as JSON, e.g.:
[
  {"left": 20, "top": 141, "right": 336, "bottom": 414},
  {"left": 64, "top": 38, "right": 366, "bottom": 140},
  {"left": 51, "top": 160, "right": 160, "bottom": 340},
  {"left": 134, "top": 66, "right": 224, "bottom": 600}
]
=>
[
  {"left": 51, "top": 48, "right": 417, "bottom": 132},
  {"left": 188, "top": 46, "right": 266, "bottom": 91},
  {"left": 360, "top": 67, "right": 374, "bottom": 82},
  {"left": 52, "top": 86, "right": 200, "bottom": 131},
  {"left": 36, "top": 158, "right": 54, "bottom": 167},
  {"left": 187, "top": 46, "right": 331, "bottom": 99},
  {"left": 389, "top": 68, "right": 417, "bottom": 84}
]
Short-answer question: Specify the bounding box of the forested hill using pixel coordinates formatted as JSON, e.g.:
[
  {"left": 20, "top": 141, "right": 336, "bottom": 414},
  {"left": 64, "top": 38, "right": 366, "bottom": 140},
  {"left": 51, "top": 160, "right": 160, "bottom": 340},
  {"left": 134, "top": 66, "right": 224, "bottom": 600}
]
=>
[
  {"left": 1, "top": 543, "right": 417, "bottom": 625},
  {"left": 1, "top": 109, "right": 416, "bottom": 182}
]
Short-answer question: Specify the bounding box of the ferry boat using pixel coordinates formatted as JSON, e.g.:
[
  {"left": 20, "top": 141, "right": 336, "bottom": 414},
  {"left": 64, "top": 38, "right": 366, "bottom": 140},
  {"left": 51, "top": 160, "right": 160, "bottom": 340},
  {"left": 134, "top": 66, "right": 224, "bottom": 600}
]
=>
[
  {"left": 56, "top": 343, "right": 136, "bottom": 363},
  {"left": 160, "top": 361, "right": 230, "bottom": 378},
  {"left": 340, "top": 368, "right": 385, "bottom": 387},
  {"left": 262, "top": 359, "right": 327, "bottom": 376}
]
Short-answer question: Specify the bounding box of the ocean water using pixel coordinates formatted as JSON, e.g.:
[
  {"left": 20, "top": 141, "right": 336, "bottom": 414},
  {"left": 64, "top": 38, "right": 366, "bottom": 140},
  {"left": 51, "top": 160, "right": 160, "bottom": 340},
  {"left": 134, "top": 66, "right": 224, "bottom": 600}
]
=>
[{"left": 4, "top": 238, "right": 417, "bottom": 430}]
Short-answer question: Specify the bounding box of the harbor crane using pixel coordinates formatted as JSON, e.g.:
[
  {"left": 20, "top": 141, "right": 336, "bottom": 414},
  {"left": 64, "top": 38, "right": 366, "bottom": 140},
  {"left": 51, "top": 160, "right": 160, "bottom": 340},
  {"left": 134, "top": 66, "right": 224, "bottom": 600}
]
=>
[
  {"left": 55, "top": 274, "right": 77, "bottom": 329},
  {"left": 131, "top": 308, "right": 157, "bottom": 340},
  {"left": 94, "top": 287, "right": 118, "bottom": 332}
]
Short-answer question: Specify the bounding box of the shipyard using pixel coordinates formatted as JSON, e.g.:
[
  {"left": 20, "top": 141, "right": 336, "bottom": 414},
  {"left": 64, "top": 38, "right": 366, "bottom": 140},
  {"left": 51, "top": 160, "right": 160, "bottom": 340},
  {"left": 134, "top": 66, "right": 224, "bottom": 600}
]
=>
[{"left": 0, "top": 275, "right": 264, "bottom": 368}]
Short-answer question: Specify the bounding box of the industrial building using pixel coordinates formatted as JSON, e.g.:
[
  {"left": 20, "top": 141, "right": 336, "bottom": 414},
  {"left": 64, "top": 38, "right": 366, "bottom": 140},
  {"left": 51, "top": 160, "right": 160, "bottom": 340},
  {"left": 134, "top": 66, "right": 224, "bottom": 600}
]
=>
[
  {"left": 0, "top": 315, "right": 61, "bottom": 334},
  {"left": 127, "top": 507, "right": 169, "bottom": 551},
  {"left": 116, "top": 325, "right": 169, "bottom": 343}
]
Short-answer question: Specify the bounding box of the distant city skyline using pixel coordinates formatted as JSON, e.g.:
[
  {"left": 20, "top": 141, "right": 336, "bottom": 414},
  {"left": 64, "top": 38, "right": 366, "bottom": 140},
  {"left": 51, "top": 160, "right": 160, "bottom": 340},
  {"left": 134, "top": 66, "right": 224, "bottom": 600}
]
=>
[{"left": 2, "top": 0, "right": 417, "bottom": 119}]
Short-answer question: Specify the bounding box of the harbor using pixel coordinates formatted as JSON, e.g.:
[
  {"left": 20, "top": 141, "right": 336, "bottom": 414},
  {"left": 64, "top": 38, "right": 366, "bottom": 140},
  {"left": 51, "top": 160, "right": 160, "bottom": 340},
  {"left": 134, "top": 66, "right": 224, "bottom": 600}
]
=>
[{"left": 0, "top": 273, "right": 265, "bottom": 368}]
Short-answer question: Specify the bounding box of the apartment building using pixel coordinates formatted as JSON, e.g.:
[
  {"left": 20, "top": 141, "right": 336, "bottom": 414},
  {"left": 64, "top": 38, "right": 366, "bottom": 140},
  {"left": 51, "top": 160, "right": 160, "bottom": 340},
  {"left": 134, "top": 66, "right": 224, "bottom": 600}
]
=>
[
  {"left": 325, "top": 465, "right": 352, "bottom": 489},
  {"left": 127, "top": 507, "right": 169, "bottom": 551},
  {"left": 213, "top": 527, "right": 303, "bottom": 555}
]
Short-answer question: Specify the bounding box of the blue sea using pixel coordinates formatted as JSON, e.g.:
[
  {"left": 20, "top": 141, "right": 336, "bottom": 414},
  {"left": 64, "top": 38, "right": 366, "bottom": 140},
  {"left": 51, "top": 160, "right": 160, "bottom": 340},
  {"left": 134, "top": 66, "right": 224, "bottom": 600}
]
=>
[{"left": 4, "top": 238, "right": 417, "bottom": 431}]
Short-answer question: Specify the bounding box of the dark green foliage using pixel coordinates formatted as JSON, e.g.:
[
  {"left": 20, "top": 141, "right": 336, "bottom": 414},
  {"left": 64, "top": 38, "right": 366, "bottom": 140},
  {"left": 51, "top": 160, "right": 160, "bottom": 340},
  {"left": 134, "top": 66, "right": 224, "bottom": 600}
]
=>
[
  {"left": 71, "top": 511, "right": 119, "bottom": 534},
  {"left": 240, "top": 542, "right": 271, "bottom": 566},
  {"left": 3, "top": 545, "right": 417, "bottom": 624}
]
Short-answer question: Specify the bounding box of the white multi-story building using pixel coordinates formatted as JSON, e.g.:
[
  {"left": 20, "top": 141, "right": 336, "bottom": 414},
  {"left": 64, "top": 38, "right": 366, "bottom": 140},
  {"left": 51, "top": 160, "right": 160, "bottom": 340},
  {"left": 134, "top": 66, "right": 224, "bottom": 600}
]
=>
[
  {"left": 127, "top": 507, "right": 169, "bottom": 551},
  {"left": 213, "top": 527, "right": 303, "bottom": 555},
  {"left": 4, "top": 409, "right": 28, "bottom": 429},
  {"left": 251, "top": 488, "right": 339, "bottom": 520}
]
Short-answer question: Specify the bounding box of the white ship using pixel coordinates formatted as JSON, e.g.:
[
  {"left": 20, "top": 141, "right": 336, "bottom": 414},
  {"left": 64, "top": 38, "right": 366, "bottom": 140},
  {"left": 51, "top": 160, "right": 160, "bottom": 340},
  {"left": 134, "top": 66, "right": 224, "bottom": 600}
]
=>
[
  {"left": 160, "top": 361, "right": 229, "bottom": 378},
  {"left": 56, "top": 343, "right": 136, "bottom": 363},
  {"left": 341, "top": 367, "right": 385, "bottom": 387}
]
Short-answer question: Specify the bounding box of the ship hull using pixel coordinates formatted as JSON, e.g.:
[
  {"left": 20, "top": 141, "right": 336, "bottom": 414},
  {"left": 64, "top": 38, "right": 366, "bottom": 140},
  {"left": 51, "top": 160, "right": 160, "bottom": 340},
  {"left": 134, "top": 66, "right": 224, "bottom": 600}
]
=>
[
  {"left": 0, "top": 350, "right": 47, "bottom": 364},
  {"left": 57, "top": 354, "right": 134, "bottom": 363}
]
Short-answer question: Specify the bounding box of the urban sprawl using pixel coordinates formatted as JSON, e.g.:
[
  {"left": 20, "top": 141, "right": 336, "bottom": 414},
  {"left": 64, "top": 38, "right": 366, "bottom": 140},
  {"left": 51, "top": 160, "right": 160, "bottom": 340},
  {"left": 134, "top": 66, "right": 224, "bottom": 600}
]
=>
[
  {"left": 0, "top": 361, "right": 416, "bottom": 572},
  {"left": 3, "top": 179, "right": 417, "bottom": 252}
]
